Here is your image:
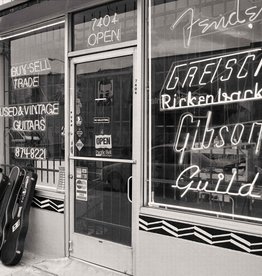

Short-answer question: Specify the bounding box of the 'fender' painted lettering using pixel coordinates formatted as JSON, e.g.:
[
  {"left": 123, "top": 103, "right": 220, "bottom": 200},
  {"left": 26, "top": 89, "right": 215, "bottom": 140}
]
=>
[{"left": 170, "top": 0, "right": 262, "bottom": 48}]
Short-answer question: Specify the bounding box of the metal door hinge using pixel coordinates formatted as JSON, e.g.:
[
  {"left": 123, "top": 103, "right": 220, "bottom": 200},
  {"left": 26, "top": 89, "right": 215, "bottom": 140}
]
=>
[
  {"left": 68, "top": 240, "right": 73, "bottom": 252},
  {"left": 134, "top": 79, "right": 138, "bottom": 94}
]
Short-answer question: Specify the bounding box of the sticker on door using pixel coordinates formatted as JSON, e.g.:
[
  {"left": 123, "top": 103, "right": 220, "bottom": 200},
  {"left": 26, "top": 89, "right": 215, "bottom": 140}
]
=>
[{"left": 76, "top": 179, "right": 88, "bottom": 201}]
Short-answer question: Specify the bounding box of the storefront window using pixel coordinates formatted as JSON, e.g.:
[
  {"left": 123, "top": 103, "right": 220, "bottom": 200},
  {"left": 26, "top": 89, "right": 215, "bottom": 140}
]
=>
[
  {"left": 148, "top": 0, "right": 262, "bottom": 222},
  {"left": 1, "top": 22, "right": 65, "bottom": 190},
  {"left": 72, "top": 0, "right": 137, "bottom": 51}
]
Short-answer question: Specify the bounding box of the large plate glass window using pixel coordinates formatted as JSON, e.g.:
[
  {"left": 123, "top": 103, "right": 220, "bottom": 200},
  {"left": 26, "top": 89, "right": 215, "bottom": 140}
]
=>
[
  {"left": 72, "top": 0, "right": 137, "bottom": 51},
  {"left": 0, "top": 22, "right": 65, "bottom": 191},
  {"left": 148, "top": 0, "right": 262, "bottom": 222}
]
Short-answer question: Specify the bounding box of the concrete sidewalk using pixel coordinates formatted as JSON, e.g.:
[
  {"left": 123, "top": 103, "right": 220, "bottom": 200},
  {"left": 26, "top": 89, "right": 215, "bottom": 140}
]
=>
[{"left": 0, "top": 252, "right": 127, "bottom": 276}]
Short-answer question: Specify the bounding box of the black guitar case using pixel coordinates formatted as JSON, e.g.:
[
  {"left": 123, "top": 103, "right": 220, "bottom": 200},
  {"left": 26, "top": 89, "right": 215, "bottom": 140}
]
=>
[
  {"left": 1, "top": 169, "right": 37, "bottom": 266},
  {"left": 0, "top": 166, "right": 25, "bottom": 251},
  {"left": 0, "top": 168, "right": 10, "bottom": 205}
]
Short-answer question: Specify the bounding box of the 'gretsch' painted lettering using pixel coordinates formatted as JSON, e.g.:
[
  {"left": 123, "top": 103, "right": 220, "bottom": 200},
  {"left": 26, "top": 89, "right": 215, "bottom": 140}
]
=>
[{"left": 160, "top": 48, "right": 262, "bottom": 111}]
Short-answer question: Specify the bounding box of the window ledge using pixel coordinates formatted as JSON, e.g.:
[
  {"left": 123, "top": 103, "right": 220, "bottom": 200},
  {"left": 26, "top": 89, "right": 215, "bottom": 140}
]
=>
[
  {"left": 140, "top": 206, "right": 262, "bottom": 236},
  {"left": 35, "top": 187, "right": 65, "bottom": 200}
]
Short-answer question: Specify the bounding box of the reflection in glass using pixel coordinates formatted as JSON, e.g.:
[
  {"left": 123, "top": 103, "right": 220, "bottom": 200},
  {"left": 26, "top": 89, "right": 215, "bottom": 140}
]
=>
[
  {"left": 74, "top": 54, "right": 133, "bottom": 245},
  {"left": 2, "top": 24, "right": 65, "bottom": 190},
  {"left": 74, "top": 160, "right": 132, "bottom": 246},
  {"left": 148, "top": 0, "right": 262, "bottom": 222},
  {"left": 8, "top": 25, "right": 65, "bottom": 163},
  {"left": 72, "top": 0, "right": 137, "bottom": 51},
  {"left": 75, "top": 56, "right": 133, "bottom": 160}
]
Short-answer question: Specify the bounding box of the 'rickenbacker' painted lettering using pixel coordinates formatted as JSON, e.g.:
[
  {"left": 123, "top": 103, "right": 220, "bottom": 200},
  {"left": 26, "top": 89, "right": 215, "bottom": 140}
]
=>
[{"left": 160, "top": 48, "right": 262, "bottom": 111}]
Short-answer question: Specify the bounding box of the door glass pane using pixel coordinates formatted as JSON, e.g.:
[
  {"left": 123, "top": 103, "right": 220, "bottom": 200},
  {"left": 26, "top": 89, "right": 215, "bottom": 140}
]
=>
[
  {"left": 74, "top": 55, "right": 133, "bottom": 246},
  {"left": 75, "top": 56, "right": 133, "bottom": 160},
  {"left": 74, "top": 160, "right": 132, "bottom": 246}
]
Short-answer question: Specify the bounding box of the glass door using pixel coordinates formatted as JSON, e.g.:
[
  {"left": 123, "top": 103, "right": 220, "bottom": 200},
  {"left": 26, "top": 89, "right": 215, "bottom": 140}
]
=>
[{"left": 69, "top": 48, "right": 136, "bottom": 274}]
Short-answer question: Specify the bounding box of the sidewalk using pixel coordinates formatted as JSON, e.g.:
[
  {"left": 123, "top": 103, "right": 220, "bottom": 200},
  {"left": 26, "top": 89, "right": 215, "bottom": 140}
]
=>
[{"left": 0, "top": 251, "right": 127, "bottom": 276}]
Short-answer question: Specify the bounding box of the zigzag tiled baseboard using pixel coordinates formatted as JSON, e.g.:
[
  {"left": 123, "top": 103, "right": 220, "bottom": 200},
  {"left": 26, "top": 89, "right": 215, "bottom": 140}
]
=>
[
  {"left": 139, "top": 215, "right": 262, "bottom": 256},
  {"left": 32, "top": 196, "right": 64, "bottom": 213}
]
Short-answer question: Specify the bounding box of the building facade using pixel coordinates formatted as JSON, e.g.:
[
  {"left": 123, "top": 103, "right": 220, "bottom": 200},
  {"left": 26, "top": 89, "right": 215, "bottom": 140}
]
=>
[{"left": 1, "top": 0, "right": 262, "bottom": 275}]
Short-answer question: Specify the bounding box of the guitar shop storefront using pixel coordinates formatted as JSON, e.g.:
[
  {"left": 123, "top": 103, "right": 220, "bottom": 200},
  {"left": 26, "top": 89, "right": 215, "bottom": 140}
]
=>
[
  {"left": 1, "top": 0, "right": 262, "bottom": 276},
  {"left": 0, "top": 0, "right": 142, "bottom": 274}
]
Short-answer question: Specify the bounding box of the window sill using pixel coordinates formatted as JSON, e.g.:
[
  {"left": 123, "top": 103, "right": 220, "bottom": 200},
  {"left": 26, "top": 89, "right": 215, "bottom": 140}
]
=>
[
  {"left": 35, "top": 186, "right": 65, "bottom": 200},
  {"left": 140, "top": 206, "right": 262, "bottom": 236}
]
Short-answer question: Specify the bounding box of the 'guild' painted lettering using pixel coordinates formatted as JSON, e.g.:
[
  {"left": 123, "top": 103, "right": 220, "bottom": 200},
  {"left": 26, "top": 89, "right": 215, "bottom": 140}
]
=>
[{"left": 172, "top": 165, "right": 260, "bottom": 199}]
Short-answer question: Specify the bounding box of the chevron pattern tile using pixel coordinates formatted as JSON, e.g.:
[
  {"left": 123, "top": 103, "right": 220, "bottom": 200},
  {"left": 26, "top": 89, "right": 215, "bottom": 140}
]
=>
[
  {"left": 139, "top": 215, "right": 262, "bottom": 256},
  {"left": 32, "top": 196, "right": 64, "bottom": 213}
]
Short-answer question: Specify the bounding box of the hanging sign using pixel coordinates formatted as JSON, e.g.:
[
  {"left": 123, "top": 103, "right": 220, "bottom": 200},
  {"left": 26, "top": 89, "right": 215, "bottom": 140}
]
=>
[
  {"left": 160, "top": 48, "right": 262, "bottom": 111},
  {"left": 0, "top": 102, "right": 59, "bottom": 118},
  {"left": 0, "top": 102, "right": 59, "bottom": 133},
  {"left": 170, "top": 0, "right": 262, "bottom": 48},
  {"left": 11, "top": 58, "right": 51, "bottom": 90},
  {"left": 95, "top": 134, "right": 112, "bottom": 157},
  {"left": 95, "top": 135, "right": 112, "bottom": 149},
  {"left": 87, "top": 13, "right": 121, "bottom": 47},
  {"left": 174, "top": 111, "right": 262, "bottom": 164},
  {"left": 172, "top": 165, "right": 260, "bottom": 199},
  {"left": 14, "top": 147, "right": 47, "bottom": 160}
]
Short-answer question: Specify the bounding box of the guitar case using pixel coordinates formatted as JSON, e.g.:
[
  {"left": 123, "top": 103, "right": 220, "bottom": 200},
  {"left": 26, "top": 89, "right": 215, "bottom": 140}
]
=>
[
  {"left": 0, "top": 166, "right": 25, "bottom": 251},
  {"left": 0, "top": 168, "right": 10, "bottom": 206},
  {"left": 1, "top": 169, "right": 37, "bottom": 266}
]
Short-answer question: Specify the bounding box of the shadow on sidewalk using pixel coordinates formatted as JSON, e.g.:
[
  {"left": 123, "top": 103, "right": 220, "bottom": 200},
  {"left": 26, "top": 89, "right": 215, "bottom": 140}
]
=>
[{"left": 0, "top": 251, "right": 129, "bottom": 276}]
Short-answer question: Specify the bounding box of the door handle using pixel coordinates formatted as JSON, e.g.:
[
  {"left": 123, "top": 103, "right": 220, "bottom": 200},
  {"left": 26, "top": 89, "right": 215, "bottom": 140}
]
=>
[{"left": 127, "top": 176, "right": 132, "bottom": 203}]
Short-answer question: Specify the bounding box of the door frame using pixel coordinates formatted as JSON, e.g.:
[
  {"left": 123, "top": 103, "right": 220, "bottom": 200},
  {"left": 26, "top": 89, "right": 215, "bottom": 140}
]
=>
[{"left": 68, "top": 47, "right": 138, "bottom": 274}]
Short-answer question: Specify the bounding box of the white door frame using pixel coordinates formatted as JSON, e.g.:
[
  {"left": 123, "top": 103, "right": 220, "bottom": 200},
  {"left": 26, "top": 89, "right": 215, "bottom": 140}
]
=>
[{"left": 68, "top": 47, "right": 138, "bottom": 274}]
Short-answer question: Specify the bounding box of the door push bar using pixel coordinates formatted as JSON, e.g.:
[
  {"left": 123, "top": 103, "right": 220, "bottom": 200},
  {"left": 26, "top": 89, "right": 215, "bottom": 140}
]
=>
[{"left": 127, "top": 176, "right": 132, "bottom": 203}]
